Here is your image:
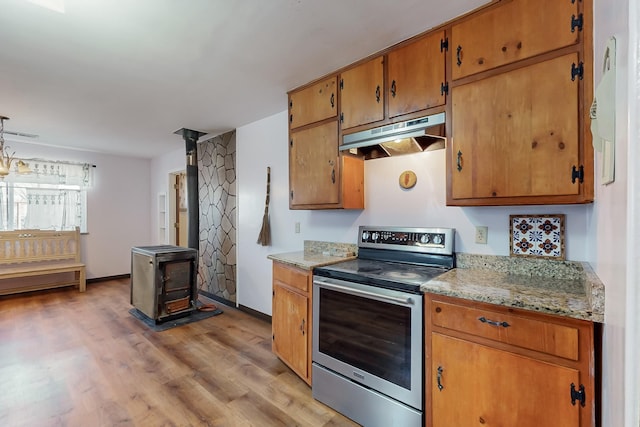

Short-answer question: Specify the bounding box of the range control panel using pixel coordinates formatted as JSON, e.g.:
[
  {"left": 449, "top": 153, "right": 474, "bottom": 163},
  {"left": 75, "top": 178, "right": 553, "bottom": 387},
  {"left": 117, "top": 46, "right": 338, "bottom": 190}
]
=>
[{"left": 359, "top": 226, "right": 455, "bottom": 255}]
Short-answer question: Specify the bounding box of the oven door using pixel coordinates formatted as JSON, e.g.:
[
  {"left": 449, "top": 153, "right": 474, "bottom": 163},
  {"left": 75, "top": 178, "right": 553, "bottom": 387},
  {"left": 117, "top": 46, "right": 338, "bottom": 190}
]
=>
[{"left": 312, "top": 276, "right": 423, "bottom": 410}]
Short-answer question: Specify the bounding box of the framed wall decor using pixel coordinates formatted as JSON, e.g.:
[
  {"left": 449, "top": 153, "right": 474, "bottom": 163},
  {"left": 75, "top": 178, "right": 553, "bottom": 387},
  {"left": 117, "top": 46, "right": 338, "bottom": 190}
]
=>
[{"left": 509, "top": 214, "right": 565, "bottom": 260}]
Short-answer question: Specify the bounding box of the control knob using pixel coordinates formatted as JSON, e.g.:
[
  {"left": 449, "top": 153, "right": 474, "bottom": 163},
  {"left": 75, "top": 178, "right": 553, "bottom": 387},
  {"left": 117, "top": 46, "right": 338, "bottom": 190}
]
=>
[
  {"left": 419, "top": 234, "right": 430, "bottom": 244},
  {"left": 362, "top": 231, "right": 370, "bottom": 241},
  {"left": 371, "top": 232, "right": 379, "bottom": 241},
  {"left": 433, "top": 234, "right": 443, "bottom": 245}
]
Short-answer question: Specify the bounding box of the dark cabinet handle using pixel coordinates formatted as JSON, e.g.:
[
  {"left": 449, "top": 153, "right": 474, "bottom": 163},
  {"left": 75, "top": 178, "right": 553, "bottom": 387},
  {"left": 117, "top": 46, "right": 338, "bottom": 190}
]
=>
[
  {"left": 375, "top": 85, "right": 381, "bottom": 103},
  {"left": 456, "top": 45, "right": 462, "bottom": 67},
  {"left": 391, "top": 80, "right": 397, "bottom": 98},
  {"left": 437, "top": 366, "right": 444, "bottom": 391},
  {"left": 456, "top": 150, "right": 463, "bottom": 172},
  {"left": 331, "top": 168, "right": 336, "bottom": 184},
  {"left": 330, "top": 93, "right": 335, "bottom": 108},
  {"left": 300, "top": 318, "right": 306, "bottom": 335},
  {"left": 478, "top": 316, "right": 510, "bottom": 328}
]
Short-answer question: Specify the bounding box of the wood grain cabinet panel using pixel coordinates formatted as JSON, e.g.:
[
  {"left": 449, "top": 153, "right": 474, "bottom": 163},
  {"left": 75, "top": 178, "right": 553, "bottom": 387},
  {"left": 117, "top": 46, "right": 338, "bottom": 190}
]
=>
[
  {"left": 450, "top": 53, "right": 581, "bottom": 201},
  {"left": 430, "top": 299, "right": 580, "bottom": 360},
  {"left": 340, "top": 56, "right": 384, "bottom": 130},
  {"left": 289, "top": 121, "right": 340, "bottom": 207},
  {"left": 272, "top": 262, "right": 312, "bottom": 385},
  {"left": 451, "top": 0, "right": 579, "bottom": 80},
  {"left": 289, "top": 120, "right": 364, "bottom": 210},
  {"left": 447, "top": 0, "right": 593, "bottom": 206},
  {"left": 273, "top": 262, "right": 309, "bottom": 293},
  {"left": 425, "top": 294, "right": 597, "bottom": 427},
  {"left": 289, "top": 76, "right": 337, "bottom": 129},
  {"left": 431, "top": 333, "right": 581, "bottom": 427},
  {"left": 388, "top": 30, "right": 446, "bottom": 118}
]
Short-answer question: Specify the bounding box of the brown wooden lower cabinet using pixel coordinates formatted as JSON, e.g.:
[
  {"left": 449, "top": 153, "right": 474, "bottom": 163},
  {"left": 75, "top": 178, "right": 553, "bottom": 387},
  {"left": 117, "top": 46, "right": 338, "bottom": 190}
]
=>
[
  {"left": 425, "top": 294, "right": 597, "bottom": 427},
  {"left": 271, "top": 261, "right": 312, "bottom": 385}
]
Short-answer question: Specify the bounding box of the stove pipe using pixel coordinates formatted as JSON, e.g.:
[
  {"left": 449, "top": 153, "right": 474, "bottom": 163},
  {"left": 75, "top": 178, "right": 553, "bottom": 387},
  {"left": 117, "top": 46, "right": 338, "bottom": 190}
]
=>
[{"left": 174, "top": 128, "right": 207, "bottom": 251}]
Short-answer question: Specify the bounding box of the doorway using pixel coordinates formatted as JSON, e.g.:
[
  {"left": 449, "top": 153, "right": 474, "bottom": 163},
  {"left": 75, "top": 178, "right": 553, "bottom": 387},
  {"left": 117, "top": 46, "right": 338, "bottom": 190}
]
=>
[{"left": 169, "top": 171, "right": 188, "bottom": 247}]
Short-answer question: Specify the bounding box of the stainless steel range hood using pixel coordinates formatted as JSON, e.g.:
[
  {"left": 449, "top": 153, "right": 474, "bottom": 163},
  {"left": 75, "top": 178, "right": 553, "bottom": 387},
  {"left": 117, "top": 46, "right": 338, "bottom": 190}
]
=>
[{"left": 341, "top": 112, "right": 446, "bottom": 159}]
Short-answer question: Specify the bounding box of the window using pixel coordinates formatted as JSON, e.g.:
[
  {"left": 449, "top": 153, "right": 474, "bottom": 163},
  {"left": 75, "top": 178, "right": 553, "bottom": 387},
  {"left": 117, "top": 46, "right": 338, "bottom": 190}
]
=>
[{"left": 0, "top": 159, "right": 92, "bottom": 232}]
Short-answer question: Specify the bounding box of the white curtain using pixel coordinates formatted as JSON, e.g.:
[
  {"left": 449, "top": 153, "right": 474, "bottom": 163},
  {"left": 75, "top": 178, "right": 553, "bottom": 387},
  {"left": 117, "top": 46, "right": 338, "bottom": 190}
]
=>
[
  {"left": 0, "top": 184, "right": 6, "bottom": 229},
  {"left": 20, "top": 187, "right": 83, "bottom": 230},
  {"left": 1, "top": 159, "right": 91, "bottom": 231},
  {"left": 6, "top": 159, "right": 92, "bottom": 187}
]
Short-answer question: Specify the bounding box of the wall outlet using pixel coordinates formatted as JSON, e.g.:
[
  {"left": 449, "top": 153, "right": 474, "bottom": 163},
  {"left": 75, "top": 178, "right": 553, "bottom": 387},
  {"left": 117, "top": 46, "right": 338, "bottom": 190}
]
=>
[
  {"left": 295, "top": 222, "right": 300, "bottom": 233},
  {"left": 475, "top": 226, "right": 488, "bottom": 244}
]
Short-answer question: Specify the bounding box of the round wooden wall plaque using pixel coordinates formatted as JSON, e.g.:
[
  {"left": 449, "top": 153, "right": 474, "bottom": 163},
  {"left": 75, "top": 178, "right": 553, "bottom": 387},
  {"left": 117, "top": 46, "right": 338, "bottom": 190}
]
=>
[{"left": 399, "top": 170, "right": 417, "bottom": 189}]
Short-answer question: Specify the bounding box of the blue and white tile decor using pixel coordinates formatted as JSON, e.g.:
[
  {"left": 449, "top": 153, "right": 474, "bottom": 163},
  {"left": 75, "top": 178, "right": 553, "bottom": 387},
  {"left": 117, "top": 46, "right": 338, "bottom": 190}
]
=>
[{"left": 509, "top": 214, "right": 565, "bottom": 260}]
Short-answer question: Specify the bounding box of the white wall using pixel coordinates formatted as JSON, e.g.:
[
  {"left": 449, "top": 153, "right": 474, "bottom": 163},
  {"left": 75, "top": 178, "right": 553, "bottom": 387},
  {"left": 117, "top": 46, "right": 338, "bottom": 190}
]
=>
[
  {"left": 591, "top": 1, "right": 638, "bottom": 426},
  {"left": 235, "top": 111, "right": 592, "bottom": 315},
  {"left": 592, "top": 2, "right": 630, "bottom": 426},
  {"left": 6, "top": 140, "right": 151, "bottom": 278},
  {"left": 625, "top": 4, "right": 640, "bottom": 424}
]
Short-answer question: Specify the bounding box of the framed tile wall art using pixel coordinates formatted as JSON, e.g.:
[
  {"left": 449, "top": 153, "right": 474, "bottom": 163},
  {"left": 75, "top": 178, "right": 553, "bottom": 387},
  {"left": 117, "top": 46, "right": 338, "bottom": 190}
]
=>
[{"left": 509, "top": 214, "right": 566, "bottom": 260}]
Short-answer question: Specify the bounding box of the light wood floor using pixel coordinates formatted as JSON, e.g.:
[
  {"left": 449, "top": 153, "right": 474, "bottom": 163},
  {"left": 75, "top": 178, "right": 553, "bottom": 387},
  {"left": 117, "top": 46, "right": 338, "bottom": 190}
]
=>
[{"left": 0, "top": 278, "right": 360, "bottom": 427}]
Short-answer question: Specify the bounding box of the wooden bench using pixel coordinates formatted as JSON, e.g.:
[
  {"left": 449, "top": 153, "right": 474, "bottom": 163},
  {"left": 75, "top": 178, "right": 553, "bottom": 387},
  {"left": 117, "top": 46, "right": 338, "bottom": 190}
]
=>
[{"left": 0, "top": 227, "right": 86, "bottom": 295}]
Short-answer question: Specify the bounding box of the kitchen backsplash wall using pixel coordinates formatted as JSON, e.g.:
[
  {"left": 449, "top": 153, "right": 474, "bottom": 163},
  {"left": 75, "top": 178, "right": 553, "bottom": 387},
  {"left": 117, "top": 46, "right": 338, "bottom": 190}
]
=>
[
  {"left": 197, "top": 130, "right": 237, "bottom": 304},
  {"left": 236, "top": 111, "right": 593, "bottom": 315}
]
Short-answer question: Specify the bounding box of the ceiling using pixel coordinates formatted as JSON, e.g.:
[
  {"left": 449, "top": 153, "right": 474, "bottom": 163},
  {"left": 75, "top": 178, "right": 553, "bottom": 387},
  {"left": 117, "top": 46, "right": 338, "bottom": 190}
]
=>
[{"left": 0, "top": 0, "right": 489, "bottom": 159}]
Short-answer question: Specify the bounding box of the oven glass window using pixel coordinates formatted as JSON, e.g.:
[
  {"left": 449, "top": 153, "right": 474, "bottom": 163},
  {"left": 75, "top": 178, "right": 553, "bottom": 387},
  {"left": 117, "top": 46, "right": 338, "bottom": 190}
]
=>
[{"left": 318, "top": 288, "right": 412, "bottom": 389}]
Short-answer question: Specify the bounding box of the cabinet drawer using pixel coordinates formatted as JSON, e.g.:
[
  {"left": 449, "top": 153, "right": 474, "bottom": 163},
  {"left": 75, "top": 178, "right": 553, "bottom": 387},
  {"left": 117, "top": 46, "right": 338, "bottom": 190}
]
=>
[
  {"left": 273, "top": 262, "right": 309, "bottom": 293},
  {"left": 430, "top": 299, "right": 579, "bottom": 360}
]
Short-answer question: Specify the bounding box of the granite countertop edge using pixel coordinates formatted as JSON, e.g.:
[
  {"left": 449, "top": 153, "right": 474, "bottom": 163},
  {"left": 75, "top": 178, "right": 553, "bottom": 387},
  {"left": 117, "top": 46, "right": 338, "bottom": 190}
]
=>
[
  {"left": 422, "top": 254, "right": 605, "bottom": 323},
  {"left": 268, "top": 251, "right": 357, "bottom": 270},
  {"left": 268, "top": 248, "right": 605, "bottom": 323},
  {"left": 268, "top": 240, "right": 358, "bottom": 270}
]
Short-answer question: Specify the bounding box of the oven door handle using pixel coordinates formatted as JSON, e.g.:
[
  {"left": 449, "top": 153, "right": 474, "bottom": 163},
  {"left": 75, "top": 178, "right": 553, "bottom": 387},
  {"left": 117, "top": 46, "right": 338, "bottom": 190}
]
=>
[{"left": 313, "top": 279, "right": 416, "bottom": 306}]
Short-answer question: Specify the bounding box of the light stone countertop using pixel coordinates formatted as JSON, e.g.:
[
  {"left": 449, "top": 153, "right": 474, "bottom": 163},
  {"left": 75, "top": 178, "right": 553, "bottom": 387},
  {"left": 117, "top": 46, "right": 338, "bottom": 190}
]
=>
[
  {"left": 421, "top": 254, "right": 604, "bottom": 323},
  {"left": 267, "top": 247, "right": 605, "bottom": 323},
  {"left": 267, "top": 240, "right": 358, "bottom": 271},
  {"left": 267, "top": 251, "right": 357, "bottom": 270}
]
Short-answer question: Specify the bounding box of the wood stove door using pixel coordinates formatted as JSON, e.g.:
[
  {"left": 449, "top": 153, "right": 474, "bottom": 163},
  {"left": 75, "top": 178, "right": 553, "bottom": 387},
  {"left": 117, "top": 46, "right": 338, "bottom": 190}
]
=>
[{"left": 160, "top": 260, "right": 195, "bottom": 317}]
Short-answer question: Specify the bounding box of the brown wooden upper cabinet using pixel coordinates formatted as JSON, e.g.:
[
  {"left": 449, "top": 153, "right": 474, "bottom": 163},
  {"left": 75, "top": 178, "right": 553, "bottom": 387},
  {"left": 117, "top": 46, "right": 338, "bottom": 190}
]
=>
[
  {"left": 289, "top": 120, "right": 364, "bottom": 209},
  {"left": 451, "top": 0, "right": 580, "bottom": 80},
  {"left": 447, "top": 0, "right": 593, "bottom": 206},
  {"left": 289, "top": 76, "right": 337, "bottom": 129},
  {"left": 450, "top": 53, "right": 581, "bottom": 201},
  {"left": 290, "top": 121, "right": 340, "bottom": 206},
  {"left": 339, "top": 56, "right": 384, "bottom": 130},
  {"left": 388, "top": 30, "right": 446, "bottom": 118}
]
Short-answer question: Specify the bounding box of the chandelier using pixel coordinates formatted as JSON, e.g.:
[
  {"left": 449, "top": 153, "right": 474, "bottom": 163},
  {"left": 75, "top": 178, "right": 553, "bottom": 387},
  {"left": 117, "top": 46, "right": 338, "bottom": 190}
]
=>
[{"left": 0, "top": 115, "right": 31, "bottom": 178}]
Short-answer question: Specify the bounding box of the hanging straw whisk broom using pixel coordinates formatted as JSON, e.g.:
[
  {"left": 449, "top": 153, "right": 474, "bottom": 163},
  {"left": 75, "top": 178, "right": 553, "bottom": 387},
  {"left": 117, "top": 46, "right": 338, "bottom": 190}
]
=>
[{"left": 257, "top": 166, "right": 271, "bottom": 246}]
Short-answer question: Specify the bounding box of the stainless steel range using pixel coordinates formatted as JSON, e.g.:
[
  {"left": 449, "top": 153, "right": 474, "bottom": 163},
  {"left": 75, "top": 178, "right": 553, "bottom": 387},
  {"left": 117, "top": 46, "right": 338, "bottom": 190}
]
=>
[{"left": 312, "top": 226, "right": 455, "bottom": 427}]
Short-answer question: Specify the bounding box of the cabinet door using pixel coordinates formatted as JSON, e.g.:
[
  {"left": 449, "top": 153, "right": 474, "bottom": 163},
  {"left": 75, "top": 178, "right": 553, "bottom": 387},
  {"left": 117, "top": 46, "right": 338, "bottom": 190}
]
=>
[
  {"left": 340, "top": 56, "right": 384, "bottom": 129},
  {"left": 272, "top": 284, "right": 309, "bottom": 380},
  {"left": 450, "top": 53, "right": 580, "bottom": 201},
  {"left": 451, "top": 0, "right": 579, "bottom": 79},
  {"left": 430, "top": 333, "right": 581, "bottom": 427},
  {"left": 388, "top": 31, "right": 446, "bottom": 118},
  {"left": 289, "top": 121, "right": 340, "bottom": 207},
  {"left": 289, "top": 76, "right": 337, "bottom": 129}
]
